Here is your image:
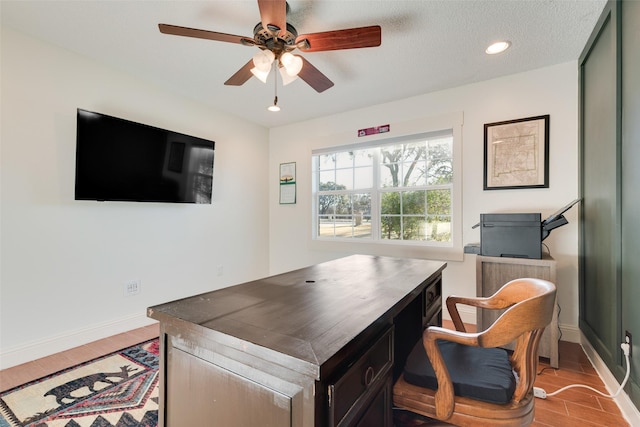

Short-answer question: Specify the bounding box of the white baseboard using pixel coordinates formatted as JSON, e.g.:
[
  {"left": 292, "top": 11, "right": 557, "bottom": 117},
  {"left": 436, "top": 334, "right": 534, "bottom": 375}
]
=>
[
  {"left": 558, "top": 323, "right": 581, "bottom": 343},
  {"left": 580, "top": 331, "right": 640, "bottom": 426},
  {"left": 0, "top": 313, "right": 157, "bottom": 370}
]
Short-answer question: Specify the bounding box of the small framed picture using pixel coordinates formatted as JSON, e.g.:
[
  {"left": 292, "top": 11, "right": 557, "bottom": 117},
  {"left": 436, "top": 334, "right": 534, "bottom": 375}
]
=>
[
  {"left": 484, "top": 115, "right": 549, "bottom": 190},
  {"left": 279, "top": 162, "right": 296, "bottom": 204}
]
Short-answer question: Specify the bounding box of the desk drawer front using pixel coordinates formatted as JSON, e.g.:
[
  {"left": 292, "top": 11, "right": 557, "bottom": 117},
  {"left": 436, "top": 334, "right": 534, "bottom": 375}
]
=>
[
  {"left": 329, "top": 327, "right": 393, "bottom": 426},
  {"left": 423, "top": 278, "right": 442, "bottom": 327}
]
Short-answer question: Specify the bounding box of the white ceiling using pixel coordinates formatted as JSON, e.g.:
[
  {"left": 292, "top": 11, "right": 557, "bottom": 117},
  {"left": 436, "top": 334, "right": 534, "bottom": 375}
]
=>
[{"left": 2, "top": 0, "right": 607, "bottom": 128}]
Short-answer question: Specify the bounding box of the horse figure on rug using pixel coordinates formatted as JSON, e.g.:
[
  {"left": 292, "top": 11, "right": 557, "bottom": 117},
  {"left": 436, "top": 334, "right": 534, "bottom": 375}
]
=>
[{"left": 44, "top": 365, "right": 137, "bottom": 406}]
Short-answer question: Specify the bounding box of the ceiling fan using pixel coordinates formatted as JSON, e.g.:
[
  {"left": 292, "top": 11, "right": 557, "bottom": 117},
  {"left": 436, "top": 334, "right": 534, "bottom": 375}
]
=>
[{"left": 158, "top": 0, "right": 381, "bottom": 93}]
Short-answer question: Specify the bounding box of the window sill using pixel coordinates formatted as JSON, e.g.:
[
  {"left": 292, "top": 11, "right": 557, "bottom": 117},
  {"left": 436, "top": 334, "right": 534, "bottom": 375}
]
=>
[{"left": 309, "top": 239, "right": 464, "bottom": 262}]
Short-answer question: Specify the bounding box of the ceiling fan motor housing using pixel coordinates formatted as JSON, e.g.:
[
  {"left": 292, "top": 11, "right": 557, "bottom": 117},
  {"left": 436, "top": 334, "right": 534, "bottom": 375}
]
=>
[{"left": 253, "top": 22, "right": 298, "bottom": 55}]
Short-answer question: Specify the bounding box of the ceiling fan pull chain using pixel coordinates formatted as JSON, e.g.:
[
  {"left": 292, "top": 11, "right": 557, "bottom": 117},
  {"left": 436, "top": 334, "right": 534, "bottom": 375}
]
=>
[{"left": 269, "top": 62, "right": 281, "bottom": 112}]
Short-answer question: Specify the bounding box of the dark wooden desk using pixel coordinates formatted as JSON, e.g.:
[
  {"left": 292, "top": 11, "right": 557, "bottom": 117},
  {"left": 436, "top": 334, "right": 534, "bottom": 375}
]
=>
[{"left": 148, "top": 254, "right": 446, "bottom": 427}]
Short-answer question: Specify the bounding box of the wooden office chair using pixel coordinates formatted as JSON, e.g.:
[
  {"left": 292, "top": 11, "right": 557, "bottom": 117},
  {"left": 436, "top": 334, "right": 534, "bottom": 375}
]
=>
[{"left": 393, "top": 278, "right": 556, "bottom": 426}]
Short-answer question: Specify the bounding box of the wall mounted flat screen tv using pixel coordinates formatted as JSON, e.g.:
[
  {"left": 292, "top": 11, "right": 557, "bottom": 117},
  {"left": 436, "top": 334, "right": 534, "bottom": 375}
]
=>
[{"left": 75, "top": 109, "right": 215, "bottom": 203}]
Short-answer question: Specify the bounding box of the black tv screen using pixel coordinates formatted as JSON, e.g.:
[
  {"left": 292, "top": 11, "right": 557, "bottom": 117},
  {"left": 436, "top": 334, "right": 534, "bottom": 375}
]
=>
[{"left": 75, "top": 109, "right": 215, "bottom": 203}]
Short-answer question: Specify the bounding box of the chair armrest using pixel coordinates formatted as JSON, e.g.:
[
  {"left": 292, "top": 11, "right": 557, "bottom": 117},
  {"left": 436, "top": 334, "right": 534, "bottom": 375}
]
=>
[
  {"left": 422, "top": 326, "right": 482, "bottom": 419},
  {"left": 447, "top": 292, "right": 519, "bottom": 332},
  {"left": 446, "top": 295, "right": 500, "bottom": 332}
]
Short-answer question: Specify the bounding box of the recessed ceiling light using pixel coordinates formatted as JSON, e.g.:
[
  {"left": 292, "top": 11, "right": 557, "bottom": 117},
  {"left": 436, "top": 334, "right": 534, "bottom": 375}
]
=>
[{"left": 486, "top": 41, "right": 511, "bottom": 55}]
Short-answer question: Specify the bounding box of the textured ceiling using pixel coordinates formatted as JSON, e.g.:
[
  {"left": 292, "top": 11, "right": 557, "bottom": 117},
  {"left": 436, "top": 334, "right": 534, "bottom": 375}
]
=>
[{"left": 1, "top": 0, "right": 607, "bottom": 128}]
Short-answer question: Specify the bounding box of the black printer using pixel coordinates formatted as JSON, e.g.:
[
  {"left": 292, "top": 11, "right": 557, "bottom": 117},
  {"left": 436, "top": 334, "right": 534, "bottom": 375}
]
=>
[{"left": 468, "top": 199, "right": 580, "bottom": 259}]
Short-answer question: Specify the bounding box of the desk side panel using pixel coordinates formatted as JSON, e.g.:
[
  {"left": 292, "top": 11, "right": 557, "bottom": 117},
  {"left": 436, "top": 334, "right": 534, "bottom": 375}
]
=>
[{"left": 166, "top": 345, "right": 292, "bottom": 426}]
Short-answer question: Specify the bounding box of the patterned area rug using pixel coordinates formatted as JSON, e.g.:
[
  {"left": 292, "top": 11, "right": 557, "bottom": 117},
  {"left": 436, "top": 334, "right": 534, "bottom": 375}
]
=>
[{"left": 0, "top": 340, "right": 159, "bottom": 427}]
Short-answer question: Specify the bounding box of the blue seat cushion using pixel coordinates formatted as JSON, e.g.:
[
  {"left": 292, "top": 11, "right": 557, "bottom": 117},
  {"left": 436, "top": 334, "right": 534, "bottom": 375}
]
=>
[{"left": 403, "top": 339, "right": 516, "bottom": 404}]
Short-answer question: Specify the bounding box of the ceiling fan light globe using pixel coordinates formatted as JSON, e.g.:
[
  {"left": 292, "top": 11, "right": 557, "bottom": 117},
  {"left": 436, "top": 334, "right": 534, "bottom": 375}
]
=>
[
  {"left": 280, "top": 52, "right": 303, "bottom": 76},
  {"left": 250, "top": 67, "right": 270, "bottom": 83},
  {"left": 252, "top": 49, "right": 275, "bottom": 71},
  {"left": 279, "top": 67, "right": 298, "bottom": 85}
]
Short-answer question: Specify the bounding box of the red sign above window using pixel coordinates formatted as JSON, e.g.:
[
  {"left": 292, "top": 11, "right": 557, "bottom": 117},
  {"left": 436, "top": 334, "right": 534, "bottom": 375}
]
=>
[{"left": 358, "top": 124, "right": 390, "bottom": 137}]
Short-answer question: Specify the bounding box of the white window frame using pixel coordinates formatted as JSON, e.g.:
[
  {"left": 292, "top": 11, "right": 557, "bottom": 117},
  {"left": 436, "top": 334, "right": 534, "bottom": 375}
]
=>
[{"left": 310, "top": 113, "right": 464, "bottom": 262}]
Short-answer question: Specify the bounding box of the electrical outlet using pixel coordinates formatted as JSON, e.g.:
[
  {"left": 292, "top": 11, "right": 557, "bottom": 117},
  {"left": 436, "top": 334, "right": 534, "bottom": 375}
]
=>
[
  {"left": 626, "top": 330, "right": 632, "bottom": 357},
  {"left": 124, "top": 280, "right": 141, "bottom": 297}
]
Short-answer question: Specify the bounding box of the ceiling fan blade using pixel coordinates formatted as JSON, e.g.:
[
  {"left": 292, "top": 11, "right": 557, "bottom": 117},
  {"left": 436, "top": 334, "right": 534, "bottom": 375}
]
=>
[
  {"left": 296, "top": 25, "right": 381, "bottom": 52},
  {"left": 257, "top": 0, "right": 287, "bottom": 37},
  {"left": 224, "top": 60, "right": 255, "bottom": 86},
  {"left": 298, "top": 57, "right": 334, "bottom": 93},
  {"left": 159, "top": 23, "right": 253, "bottom": 45}
]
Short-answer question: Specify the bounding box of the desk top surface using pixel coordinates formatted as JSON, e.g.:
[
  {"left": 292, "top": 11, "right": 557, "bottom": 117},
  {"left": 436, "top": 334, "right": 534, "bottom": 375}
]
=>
[{"left": 148, "top": 255, "right": 445, "bottom": 373}]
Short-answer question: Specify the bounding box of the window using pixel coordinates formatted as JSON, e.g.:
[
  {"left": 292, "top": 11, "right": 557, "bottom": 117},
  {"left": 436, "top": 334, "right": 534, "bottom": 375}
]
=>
[{"left": 312, "top": 130, "right": 455, "bottom": 248}]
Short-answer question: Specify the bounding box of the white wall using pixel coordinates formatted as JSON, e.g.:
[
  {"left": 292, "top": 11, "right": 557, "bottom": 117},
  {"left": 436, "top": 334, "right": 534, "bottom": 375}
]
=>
[
  {"left": 268, "top": 62, "right": 580, "bottom": 336},
  {"left": 0, "top": 28, "right": 271, "bottom": 368}
]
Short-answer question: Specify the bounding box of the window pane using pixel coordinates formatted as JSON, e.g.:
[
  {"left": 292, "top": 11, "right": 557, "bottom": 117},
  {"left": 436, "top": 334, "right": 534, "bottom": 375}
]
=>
[
  {"left": 402, "top": 161, "right": 427, "bottom": 186},
  {"left": 380, "top": 147, "right": 401, "bottom": 187},
  {"left": 427, "top": 189, "right": 451, "bottom": 215},
  {"left": 427, "top": 138, "right": 453, "bottom": 185},
  {"left": 403, "top": 217, "right": 426, "bottom": 241},
  {"left": 380, "top": 164, "right": 398, "bottom": 188},
  {"left": 381, "top": 192, "right": 400, "bottom": 215},
  {"left": 353, "top": 215, "right": 372, "bottom": 238},
  {"left": 335, "top": 151, "right": 354, "bottom": 168},
  {"left": 318, "top": 194, "right": 336, "bottom": 215},
  {"left": 426, "top": 216, "right": 451, "bottom": 242},
  {"left": 354, "top": 150, "right": 374, "bottom": 167},
  {"left": 380, "top": 143, "right": 429, "bottom": 188},
  {"left": 402, "top": 142, "right": 427, "bottom": 163},
  {"left": 354, "top": 166, "right": 373, "bottom": 189},
  {"left": 319, "top": 154, "right": 335, "bottom": 170},
  {"left": 380, "top": 216, "right": 401, "bottom": 240},
  {"left": 352, "top": 193, "right": 372, "bottom": 238},
  {"left": 318, "top": 215, "right": 335, "bottom": 237},
  {"left": 319, "top": 171, "right": 336, "bottom": 190},
  {"left": 335, "top": 168, "right": 353, "bottom": 190},
  {"left": 334, "top": 215, "right": 352, "bottom": 237},
  {"left": 353, "top": 193, "right": 371, "bottom": 216},
  {"left": 334, "top": 195, "right": 352, "bottom": 215},
  {"left": 402, "top": 191, "right": 426, "bottom": 215}
]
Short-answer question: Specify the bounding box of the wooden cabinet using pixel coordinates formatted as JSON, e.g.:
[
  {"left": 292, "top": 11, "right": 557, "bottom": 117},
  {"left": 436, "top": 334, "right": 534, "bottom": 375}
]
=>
[
  {"left": 148, "top": 255, "right": 446, "bottom": 427},
  {"left": 476, "top": 255, "right": 558, "bottom": 368}
]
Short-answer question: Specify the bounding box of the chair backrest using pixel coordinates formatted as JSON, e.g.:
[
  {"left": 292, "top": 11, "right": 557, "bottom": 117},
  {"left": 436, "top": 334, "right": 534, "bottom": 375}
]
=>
[{"left": 475, "top": 278, "right": 557, "bottom": 402}]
